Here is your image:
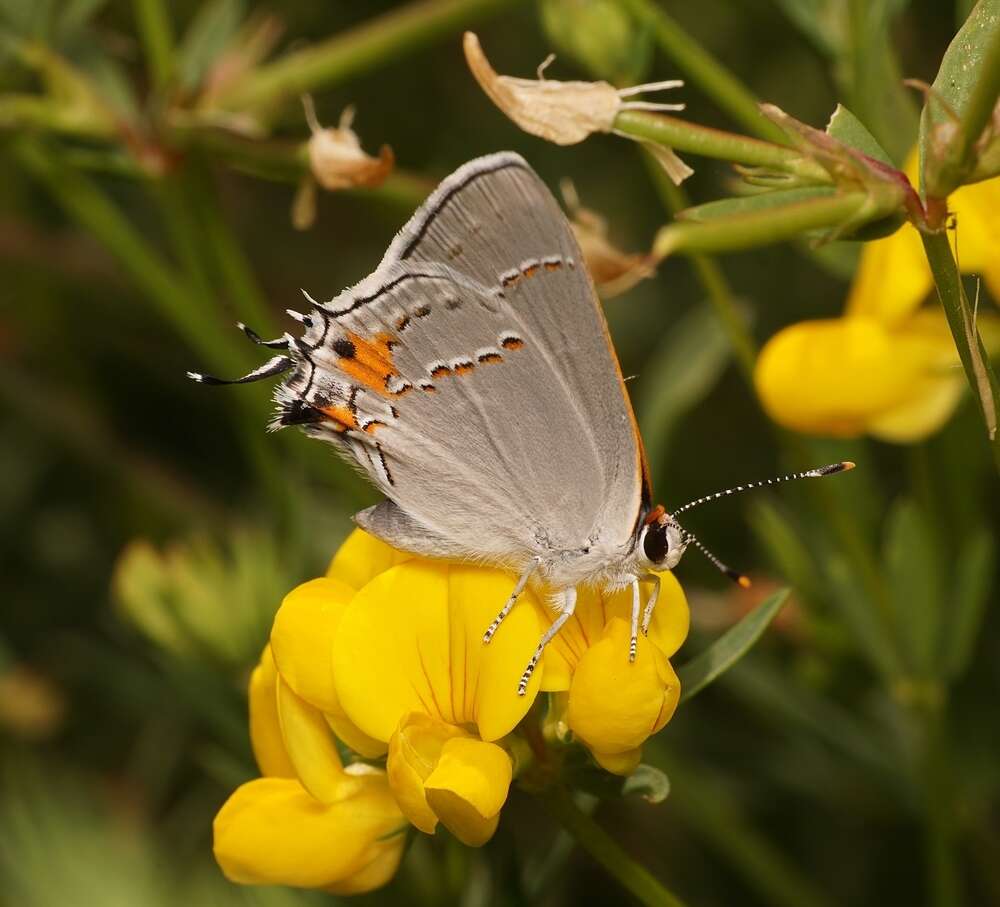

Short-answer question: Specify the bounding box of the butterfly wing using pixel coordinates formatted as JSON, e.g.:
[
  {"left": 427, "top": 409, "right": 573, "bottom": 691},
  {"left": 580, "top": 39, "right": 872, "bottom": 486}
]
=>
[{"left": 277, "top": 153, "right": 648, "bottom": 565}]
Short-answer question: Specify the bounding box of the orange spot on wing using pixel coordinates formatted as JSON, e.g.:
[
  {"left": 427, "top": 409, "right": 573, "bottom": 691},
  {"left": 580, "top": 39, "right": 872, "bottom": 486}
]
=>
[
  {"left": 319, "top": 405, "right": 359, "bottom": 433},
  {"left": 478, "top": 353, "right": 503, "bottom": 365},
  {"left": 453, "top": 361, "right": 475, "bottom": 375},
  {"left": 501, "top": 337, "right": 524, "bottom": 350},
  {"left": 338, "top": 331, "right": 400, "bottom": 396},
  {"left": 522, "top": 264, "right": 539, "bottom": 278},
  {"left": 544, "top": 260, "right": 561, "bottom": 271},
  {"left": 430, "top": 364, "right": 452, "bottom": 378}
]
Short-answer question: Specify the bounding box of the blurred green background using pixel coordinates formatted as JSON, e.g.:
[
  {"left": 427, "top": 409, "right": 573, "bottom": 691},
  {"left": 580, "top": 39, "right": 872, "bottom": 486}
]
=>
[{"left": 1, "top": 1, "right": 998, "bottom": 905}]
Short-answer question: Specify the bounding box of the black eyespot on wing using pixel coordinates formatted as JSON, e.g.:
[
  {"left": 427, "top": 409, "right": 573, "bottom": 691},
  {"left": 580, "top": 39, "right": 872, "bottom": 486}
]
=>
[
  {"left": 333, "top": 338, "right": 356, "bottom": 358},
  {"left": 279, "top": 399, "right": 326, "bottom": 426}
]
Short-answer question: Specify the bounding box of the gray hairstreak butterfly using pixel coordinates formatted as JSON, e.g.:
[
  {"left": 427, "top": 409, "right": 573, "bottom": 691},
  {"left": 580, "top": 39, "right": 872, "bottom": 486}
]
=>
[{"left": 190, "top": 152, "right": 853, "bottom": 694}]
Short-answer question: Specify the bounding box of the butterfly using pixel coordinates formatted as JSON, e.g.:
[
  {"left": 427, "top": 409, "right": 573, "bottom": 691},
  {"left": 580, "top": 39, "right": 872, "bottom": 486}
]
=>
[{"left": 190, "top": 152, "right": 852, "bottom": 694}]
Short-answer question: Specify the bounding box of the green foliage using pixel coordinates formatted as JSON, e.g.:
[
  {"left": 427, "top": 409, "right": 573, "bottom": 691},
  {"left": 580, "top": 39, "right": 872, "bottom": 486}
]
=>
[{"left": 677, "top": 589, "right": 790, "bottom": 702}]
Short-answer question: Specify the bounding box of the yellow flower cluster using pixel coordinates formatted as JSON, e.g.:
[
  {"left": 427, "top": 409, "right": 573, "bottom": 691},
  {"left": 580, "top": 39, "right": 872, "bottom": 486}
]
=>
[
  {"left": 756, "top": 162, "right": 1000, "bottom": 442},
  {"left": 213, "top": 529, "right": 689, "bottom": 892}
]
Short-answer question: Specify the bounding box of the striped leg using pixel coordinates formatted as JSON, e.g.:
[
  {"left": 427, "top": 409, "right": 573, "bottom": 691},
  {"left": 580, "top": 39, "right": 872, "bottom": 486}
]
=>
[
  {"left": 629, "top": 579, "right": 641, "bottom": 662},
  {"left": 640, "top": 573, "right": 661, "bottom": 636},
  {"left": 483, "top": 556, "right": 541, "bottom": 644},
  {"left": 517, "top": 586, "right": 576, "bottom": 696}
]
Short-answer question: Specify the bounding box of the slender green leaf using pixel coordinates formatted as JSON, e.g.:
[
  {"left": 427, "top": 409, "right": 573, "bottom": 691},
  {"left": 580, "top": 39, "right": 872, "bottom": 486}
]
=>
[
  {"left": 678, "top": 589, "right": 789, "bottom": 702},
  {"left": 921, "top": 0, "right": 1000, "bottom": 193},
  {"left": 884, "top": 499, "right": 943, "bottom": 674},
  {"left": 843, "top": 0, "right": 917, "bottom": 164},
  {"left": 176, "top": 0, "right": 243, "bottom": 91},
  {"left": 58, "top": 0, "right": 108, "bottom": 36},
  {"left": 826, "top": 103, "right": 893, "bottom": 164},
  {"left": 678, "top": 187, "right": 836, "bottom": 224},
  {"left": 635, "top": 304, "right": 730, "bottom": 464},
  {"left": 824, "top": 554, "right": 901, "bottom": 679},
  {"left": 622, "top": 764, "right": 671, "bottom": 803},
  {"left": 748, "top": 500, "right": 826, "bottom": 609},
  {"left": 768, "top": 0, "right": 846, "bottom": 56},
  {"left": 942, "top": 527, "right": 995, "bottom": 678}
]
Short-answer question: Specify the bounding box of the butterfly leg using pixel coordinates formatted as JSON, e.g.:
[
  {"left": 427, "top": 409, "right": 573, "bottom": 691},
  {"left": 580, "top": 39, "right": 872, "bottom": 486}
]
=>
[
  {"left": 640, "top": 573, "right": 661, "bottom": 637},
  {"left": 517, "top": 586, "right": 576, "bottom": 696},
  {"left": 483, "top": 556, "right": 542, "bottom": 644},
  {"left": 629, "top": 579, "right": 641, "bottom": 662}
]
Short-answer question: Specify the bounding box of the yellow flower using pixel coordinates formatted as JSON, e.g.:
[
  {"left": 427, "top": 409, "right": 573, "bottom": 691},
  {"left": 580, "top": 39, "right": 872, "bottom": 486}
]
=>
[
  {"left": 331, "top": 549, "right": 546, "bottom": 845},
  {"left": 214, "top": 770, "right": 405, "bottom": 893},
  {"left": 213, "top": 641, "right": 407, "bottom": 892},
  {"left": 535, "top": 574, "right": 689, "bottom": 775},
  {"left": 217, "top": 527, "right": 693, "bottom": 887},
  {"left": 212, "top": 535, "right": 416, "bottom": 893},
  {"left": 755, "top": 159, "right": 1000, "bottom": 442}
]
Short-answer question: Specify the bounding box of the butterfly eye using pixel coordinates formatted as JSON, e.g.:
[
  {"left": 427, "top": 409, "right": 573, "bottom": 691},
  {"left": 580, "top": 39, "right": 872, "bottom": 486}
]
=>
[{"left": 642, "top": 522, "right": 669, "bottom": 565}]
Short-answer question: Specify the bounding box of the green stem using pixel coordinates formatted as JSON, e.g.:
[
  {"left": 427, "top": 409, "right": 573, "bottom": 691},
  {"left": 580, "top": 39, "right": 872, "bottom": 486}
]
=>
[
  {"left": 928, "top": 18, "right": 1000, "bottom": 198},
  {"left": 921, "top": 230, "right": 1000, "bottom": 472},
  {"left": 214, "top": 0, "right": 526, "bottom": 118},
  {"left": 915, "top": 701, "right": 963, "bottom": 907},
  {"left": 173, "top": 123, "right": 434, "bottom": 206},
  {"left": 12, "top": 139, "right": 244, "bottom": 374},
  {"left": 133, "top": 0, "right": 175, "bottom": 92},
  {"left": 538, "top": 786, "right": 689, "bottom": 907},
  {"left": 641, "top": 149, "right": 757, "bottom": 379},
  {"left": 616, "top": 110, "right": 828, "bottom": 182},
  {"left": 617, "top": 0, "right": 788, "bottom": 143},
  {"left": 654, "top": 192, "right": 869, "bottom": 257}
]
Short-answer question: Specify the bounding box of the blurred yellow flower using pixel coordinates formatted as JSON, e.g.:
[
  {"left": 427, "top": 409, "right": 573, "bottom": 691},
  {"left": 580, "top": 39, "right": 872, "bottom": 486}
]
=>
[
  {"left": 534, "top": 574, "right": 688, "bottom": 775},
  {"left": 755, "top": 158, "right": 1000, "bottom": 442}
]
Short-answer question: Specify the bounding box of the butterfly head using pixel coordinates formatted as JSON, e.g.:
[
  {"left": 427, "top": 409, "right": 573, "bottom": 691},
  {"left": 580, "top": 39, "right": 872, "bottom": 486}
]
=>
[{"left": 636, "top": 506, "right": 687, "bottom": 571}]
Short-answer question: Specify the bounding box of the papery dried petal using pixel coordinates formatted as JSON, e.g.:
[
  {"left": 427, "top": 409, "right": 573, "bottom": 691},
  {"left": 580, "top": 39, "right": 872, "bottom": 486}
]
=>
[
  {"left": 304, "top": 99, "right": 394, "bottom": 191},
  {"left": 464, "top": 32, "right": 620, "bottom": 145}
]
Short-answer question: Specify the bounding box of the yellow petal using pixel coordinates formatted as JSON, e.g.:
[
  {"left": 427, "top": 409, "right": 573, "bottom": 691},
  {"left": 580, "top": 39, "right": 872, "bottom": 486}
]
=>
[
  {"left": 535, "top": 585, "right": 611, "bottom": 691},
  {"left": 844, "top": 223, "right": 930, "bottom": 326},
  {"left": 536, "top": 575, "right": 689, "bottom": 692},
  {"left": 602, "top": 573, "right": 690, "bottom": 659},
  {"left": 947, "top": 174, "right": 1000, "bottom": 300},
  {"left": 248, "top": 645, "right": 296, "bottom": 778},
  {"left": 275, "top": 675, "right": 344, "bottom": 803},
  {"left": 566, "top": 618, "right": 680, "bottom": 773},
  {"left": 326, "top": 527, "right": 412, "bottom": 591},
  {"left": 386, "top": 712, "right": 467, "bottom": 834},
  {"left": 325, "top": 711, "right": 388, "bottom": 760},
  {"left": 333, "top": 560, "right": 544, "bottom": 743},
  {"left": 270, "top": 577, "right": 354, "bottom": 714},
  {"left": 592, "top": 747, "right": 642, "bottom": 775},
  {"left": 213, "top": 775, "right": 405, "bottom": 891},
  {"left": 424, "top": 737, "right": 512, "bottom": 846},
  {"left": 755, "top": 317, "right": 920, "bottom": 437}
]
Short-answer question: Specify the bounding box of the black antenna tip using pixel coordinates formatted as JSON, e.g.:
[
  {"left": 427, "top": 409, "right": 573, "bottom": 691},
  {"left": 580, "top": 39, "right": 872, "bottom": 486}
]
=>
[{"left": 813, "top": 461, "right": 856, "bottom": 477}]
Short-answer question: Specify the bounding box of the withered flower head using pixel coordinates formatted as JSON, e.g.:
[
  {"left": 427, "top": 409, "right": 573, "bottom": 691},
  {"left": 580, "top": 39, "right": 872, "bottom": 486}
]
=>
[
  {"left": 463, "top": 31, "right": 690, "bottom": 183},
  {"left": 293, "top": 98, "right": 394, "bottom": 229}
]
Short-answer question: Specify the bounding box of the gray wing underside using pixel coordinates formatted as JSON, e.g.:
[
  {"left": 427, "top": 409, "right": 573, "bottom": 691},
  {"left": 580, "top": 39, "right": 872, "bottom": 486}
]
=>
[{"left": 280, "top": 153, "right": 644, "bottom": 561}]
